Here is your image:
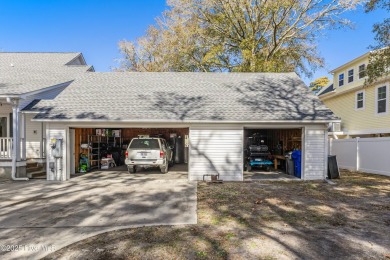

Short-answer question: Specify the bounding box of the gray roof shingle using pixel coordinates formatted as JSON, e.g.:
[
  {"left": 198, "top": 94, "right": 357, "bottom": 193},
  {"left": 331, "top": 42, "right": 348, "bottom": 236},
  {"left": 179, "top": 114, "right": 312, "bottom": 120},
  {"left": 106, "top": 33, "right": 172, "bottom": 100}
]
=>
[
  {"left": 0, "top": 52, "right": 92, "bottom": 95},
  {"left": 28, "top": 72, "right": 339, "bottom": 122}
]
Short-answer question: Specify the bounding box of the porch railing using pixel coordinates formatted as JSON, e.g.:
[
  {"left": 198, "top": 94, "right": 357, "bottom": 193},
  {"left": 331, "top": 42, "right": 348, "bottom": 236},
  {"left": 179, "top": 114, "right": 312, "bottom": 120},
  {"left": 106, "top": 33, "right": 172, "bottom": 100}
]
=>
[{"left": 0, "top": 138, "right": 13, "bottom": 159}]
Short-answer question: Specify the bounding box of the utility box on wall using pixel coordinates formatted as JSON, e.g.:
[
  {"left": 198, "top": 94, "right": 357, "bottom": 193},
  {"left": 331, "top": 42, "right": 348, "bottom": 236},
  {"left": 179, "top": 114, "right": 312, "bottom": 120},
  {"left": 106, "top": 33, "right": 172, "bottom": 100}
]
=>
[
  {"left": 46, "top": 126, "right": 67, "bottom": 181},
  {"left": 51, "top": 138, "right": 63, "bottom": 158},
  {"left": 48, "top": 138, "right": 64, "bottom": 181}
]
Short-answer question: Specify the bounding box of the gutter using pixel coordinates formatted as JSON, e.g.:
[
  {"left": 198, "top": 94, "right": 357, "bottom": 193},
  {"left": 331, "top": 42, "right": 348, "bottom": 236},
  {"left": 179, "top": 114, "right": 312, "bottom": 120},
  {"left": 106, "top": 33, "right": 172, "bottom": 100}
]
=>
[{"left": 30, "top": 118, "right": 342, "bottom": 124}]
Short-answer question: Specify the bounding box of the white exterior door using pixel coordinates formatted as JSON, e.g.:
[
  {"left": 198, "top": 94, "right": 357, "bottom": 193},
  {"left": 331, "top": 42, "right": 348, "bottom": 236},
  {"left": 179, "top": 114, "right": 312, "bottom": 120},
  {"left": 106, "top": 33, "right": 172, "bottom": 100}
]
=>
[{"left": 189, "top": 127, "right": 243, "bottom": 181}]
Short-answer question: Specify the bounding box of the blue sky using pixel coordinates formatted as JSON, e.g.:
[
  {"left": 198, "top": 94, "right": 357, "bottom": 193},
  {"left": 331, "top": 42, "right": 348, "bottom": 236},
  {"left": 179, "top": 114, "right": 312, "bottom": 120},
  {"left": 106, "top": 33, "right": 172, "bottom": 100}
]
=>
[{"left": 0, "top": 0, "right": 387, "bottom": 84}]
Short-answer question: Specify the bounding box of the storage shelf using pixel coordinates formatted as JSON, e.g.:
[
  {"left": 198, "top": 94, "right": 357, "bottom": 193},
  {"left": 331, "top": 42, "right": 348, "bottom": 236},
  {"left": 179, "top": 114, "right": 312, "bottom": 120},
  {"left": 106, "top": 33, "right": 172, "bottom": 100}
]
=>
[{"left": 87, "top": 134, "right": 122, "bottom": 171}]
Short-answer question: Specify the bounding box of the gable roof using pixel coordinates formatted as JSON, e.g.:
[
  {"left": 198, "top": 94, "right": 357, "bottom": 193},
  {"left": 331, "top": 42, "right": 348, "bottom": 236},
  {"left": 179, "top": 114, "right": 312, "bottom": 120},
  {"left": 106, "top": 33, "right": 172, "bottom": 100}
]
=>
[
  {"left": 0, "top": 52, "right": 93, "bottom": 96},
  {"left": 27, "top": 72, "right": 339, "bottom": 123},
  {"left": 317, "top": 84, "right": 334, "bottom": 96}
]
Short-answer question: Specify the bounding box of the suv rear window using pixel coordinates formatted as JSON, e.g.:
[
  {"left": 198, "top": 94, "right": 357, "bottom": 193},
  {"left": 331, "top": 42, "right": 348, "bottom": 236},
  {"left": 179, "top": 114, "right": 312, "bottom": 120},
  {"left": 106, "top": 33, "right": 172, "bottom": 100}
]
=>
[{"left": 129, "top": 139, "right": 160, "bottom": 149}]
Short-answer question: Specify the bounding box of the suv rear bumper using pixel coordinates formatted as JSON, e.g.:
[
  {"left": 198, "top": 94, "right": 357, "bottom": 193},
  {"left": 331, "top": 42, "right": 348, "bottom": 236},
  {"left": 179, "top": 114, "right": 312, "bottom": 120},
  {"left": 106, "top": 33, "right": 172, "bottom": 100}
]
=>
[{"left": 125, "top": 158, "right": 165, "bottom": 167}]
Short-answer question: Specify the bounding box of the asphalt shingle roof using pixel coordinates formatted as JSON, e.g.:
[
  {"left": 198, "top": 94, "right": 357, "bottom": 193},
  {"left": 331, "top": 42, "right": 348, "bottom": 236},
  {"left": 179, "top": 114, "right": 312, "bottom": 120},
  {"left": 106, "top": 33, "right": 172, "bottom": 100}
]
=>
[
  {"left": 28, "top": 72, "right": 338, "bottom": 122},
  {"left": 0, "top": 52, "right": 92, "bottom": 95}
]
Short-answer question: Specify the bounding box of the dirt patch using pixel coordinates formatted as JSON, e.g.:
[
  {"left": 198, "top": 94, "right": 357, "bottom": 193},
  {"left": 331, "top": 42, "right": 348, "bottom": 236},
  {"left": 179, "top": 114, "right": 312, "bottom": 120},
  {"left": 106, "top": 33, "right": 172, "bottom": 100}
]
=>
[{"left": 45, "top": 171, "right": 390, "bottom": 259}]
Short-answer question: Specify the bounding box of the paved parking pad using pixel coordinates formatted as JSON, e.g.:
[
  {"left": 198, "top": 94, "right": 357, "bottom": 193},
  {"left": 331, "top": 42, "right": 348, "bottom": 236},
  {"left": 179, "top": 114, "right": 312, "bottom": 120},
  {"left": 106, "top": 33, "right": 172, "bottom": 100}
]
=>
[{"left": 0, "top": 170, "right": 196, "bottom": 259}]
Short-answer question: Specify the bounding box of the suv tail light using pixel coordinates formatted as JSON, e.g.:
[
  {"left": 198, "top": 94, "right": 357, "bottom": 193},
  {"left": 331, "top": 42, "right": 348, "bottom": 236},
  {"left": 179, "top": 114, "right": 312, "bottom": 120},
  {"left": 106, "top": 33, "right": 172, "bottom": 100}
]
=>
[
  {"left": 160, "top": 150, "right": 164, "bottom": 158},
  {"left": 125, "top": 151, "right": 128, "bottom": 158}
]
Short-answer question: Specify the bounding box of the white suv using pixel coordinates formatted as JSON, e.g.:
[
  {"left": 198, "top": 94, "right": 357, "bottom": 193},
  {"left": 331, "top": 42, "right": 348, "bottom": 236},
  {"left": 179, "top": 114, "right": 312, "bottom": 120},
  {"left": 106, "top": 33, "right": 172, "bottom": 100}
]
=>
[{"left": 125, "top": 138, "right": 174, "bottom": 173}]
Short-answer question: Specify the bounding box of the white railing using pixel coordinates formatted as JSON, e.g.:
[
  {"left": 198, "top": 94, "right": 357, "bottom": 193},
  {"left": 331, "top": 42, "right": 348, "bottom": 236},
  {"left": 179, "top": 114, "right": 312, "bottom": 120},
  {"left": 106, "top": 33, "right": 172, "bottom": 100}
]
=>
[{"left": 0, "top": 137, "right": 13, "bottom": 159}]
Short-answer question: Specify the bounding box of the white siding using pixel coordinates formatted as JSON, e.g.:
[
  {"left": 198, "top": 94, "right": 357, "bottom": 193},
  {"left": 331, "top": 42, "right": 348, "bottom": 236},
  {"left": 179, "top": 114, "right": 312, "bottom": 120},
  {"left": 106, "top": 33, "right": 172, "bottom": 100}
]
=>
[
  {"left": 304, "top": 126, "right": 327, "bottom": 180},
  {"left": 25, "top": 114, "right": 43, "bottom": 158},
  {"left": 0, "top": 103, "right": 12, "bottom": 114},
  {"left": 46, "top": 123, "right": 67, "bottom": 181},
  {"left": 189, "top": 127, "right": 243, "bottom": 181}
]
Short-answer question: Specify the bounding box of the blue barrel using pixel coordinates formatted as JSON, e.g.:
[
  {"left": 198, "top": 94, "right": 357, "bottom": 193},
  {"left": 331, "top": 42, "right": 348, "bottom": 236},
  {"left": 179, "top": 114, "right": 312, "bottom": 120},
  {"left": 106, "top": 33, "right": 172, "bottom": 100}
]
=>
[{"left": 291, "top": 150, "right": 302, "bottom": 178}]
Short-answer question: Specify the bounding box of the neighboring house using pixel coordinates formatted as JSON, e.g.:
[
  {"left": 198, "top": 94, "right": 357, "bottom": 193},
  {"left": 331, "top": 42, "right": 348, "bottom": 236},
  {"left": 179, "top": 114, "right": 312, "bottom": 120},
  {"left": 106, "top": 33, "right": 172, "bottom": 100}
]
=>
[
  {"left": 318, "top": 51, "right": 390, "bottom": 138},
  {"left": 24, "top": 70, "right": 339, "bottom": 181},
  {"left": 0, "top": 53, "right": 93, "bottom": 179}
]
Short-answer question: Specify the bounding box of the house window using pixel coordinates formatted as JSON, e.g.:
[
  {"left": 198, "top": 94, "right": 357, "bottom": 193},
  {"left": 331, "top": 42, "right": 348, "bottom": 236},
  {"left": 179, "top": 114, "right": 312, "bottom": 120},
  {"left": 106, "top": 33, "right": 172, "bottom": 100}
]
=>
[
  {"left": 338, "top": 73, "right": 344, "bottom": 87},
  {"left": 356, "top": 91, "right": 364, "bottom": 110},
  {"left": 358, "top": 64, "right": 366, "bottom": 79},
  {"left": 377, "top": 86, "right": 387, "bottom": 114},
  {"left": 348, "top": 69, "right": 354, "bottom": 83}
]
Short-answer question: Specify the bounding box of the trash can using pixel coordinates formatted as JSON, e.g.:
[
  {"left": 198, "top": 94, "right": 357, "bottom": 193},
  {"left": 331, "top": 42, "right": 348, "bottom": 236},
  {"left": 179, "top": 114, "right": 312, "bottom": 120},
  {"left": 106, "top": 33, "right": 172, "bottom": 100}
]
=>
[
  {"left": 285, "top": 152, "right": 294, "bottom": 175},
  {"left": 291, "top": 150, "right": 302, "bottom": 178}
]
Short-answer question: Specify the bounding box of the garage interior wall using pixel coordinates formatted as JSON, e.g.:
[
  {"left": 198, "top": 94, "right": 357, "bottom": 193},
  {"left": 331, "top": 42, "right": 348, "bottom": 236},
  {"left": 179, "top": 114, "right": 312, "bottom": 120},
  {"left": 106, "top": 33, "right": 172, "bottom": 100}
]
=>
[
  {"left": 73, "top": 127, "right": 189, "bottom": 172},
  {"left": 243, "top": 128, "right": 302, "bottom": 179},
  {"left": 244, "top": 128, "right": 302, "bottom": 152}
]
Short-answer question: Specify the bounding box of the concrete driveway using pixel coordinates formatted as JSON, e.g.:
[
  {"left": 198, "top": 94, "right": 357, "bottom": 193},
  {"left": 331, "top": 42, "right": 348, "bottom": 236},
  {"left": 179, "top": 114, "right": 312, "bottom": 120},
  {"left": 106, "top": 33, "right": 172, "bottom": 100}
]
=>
[{"left": 0, "top": 169, "right": 197, "bottom": 259}]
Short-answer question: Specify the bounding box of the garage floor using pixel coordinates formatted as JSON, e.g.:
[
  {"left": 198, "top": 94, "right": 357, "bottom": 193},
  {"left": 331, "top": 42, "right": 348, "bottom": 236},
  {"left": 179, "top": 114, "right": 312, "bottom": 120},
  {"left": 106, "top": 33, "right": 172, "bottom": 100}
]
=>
[
  {"left": 244, "top": 169, "right": 300, "bottom": 181},
  {"left": 0, "top": 170, "right": 196, "bottom": 259}
]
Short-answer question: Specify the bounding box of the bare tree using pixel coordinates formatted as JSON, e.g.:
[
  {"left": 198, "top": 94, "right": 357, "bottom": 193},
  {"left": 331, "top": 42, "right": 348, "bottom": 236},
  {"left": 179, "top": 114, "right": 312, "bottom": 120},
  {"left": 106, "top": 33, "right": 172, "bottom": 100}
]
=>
[{"left": 117, "top": 0, "right": 364, "bottom": 77}]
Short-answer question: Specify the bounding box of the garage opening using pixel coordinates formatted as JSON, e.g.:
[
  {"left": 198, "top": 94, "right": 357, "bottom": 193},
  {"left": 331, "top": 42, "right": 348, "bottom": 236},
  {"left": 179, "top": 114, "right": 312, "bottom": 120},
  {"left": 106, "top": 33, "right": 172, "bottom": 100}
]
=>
[
  {"left": 72, "top": 128, "right": 189, "bottom": 177},
  {"left": 243, "top": 128, "right": 302, "bottom": 180}
]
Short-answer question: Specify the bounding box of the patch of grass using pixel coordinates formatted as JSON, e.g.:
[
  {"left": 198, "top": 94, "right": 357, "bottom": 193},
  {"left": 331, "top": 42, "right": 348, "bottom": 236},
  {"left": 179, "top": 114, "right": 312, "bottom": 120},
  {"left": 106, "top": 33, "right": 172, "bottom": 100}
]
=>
[
  {"left": 225, "top": 232, "right": 235, "bottom": 240},
  {"left": 263, "top": 256, "right": 278, "bottom": 260},
  {"left": 196, "top": 251, "right": 207, "bottom": 258},
  {"left": 211, "top": 216, "right": 222, "bottom": 225}
]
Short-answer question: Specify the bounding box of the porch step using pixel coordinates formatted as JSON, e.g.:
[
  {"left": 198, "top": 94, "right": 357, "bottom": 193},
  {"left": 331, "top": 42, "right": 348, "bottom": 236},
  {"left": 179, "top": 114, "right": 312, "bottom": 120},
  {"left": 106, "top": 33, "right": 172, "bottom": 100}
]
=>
[
  {"left": 26, "top": 162, "right": 44, "bottom": 174},
  {"left": 27, "top": 171, "right": 46, "bottom": 179},
  {"left": 26, "top": 162, "right": 38, "bottom": 169}
]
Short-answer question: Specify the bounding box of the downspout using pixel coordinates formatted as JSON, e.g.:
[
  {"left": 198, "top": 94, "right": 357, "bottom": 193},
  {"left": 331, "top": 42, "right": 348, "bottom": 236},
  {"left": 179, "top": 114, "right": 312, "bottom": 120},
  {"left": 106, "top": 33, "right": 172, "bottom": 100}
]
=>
[{"left": 7, "top": 97, "right": 29, "bottom": 181}]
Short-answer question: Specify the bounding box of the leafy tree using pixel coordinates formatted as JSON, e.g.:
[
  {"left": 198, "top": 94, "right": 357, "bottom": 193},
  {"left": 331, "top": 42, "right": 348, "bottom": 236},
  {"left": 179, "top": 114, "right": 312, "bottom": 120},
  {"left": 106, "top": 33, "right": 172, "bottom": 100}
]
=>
[
  {"left": 117, "top": 0, "right": 364, "bottom": 76},
  {"left": 365, "top": 0, "right": 390, "bottom": 84},
  {"left": 309, "top": 76, "right": 330, "bottom": 93}
]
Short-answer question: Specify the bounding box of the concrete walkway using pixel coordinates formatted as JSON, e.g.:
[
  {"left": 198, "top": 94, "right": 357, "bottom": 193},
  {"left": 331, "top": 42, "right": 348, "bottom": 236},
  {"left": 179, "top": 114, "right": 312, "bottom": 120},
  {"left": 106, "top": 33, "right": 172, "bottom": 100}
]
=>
[{"left": 0, "top": 170, "right": 197, "bottom": 259}]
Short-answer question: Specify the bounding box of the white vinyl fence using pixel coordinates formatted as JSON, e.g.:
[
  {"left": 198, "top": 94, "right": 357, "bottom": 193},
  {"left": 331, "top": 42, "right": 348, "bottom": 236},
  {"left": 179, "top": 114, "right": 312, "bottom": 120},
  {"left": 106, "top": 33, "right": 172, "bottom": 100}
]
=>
[{"left": 330, "top": 137, "right": 390, "bottom": 176}]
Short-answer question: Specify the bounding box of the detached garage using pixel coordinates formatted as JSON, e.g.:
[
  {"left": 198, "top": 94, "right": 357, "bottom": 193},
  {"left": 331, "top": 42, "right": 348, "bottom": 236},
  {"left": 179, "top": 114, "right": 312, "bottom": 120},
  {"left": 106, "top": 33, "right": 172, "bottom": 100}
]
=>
[{"left": 27, "top": 72, "right": 339, "bottom": 181}]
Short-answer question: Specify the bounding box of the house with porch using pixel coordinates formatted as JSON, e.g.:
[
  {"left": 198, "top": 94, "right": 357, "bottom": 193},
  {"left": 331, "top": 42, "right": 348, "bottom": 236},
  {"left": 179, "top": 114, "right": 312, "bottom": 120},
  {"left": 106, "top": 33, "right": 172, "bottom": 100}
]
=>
[{"left": 0, "top": 52, "right": 93, "bottom": 179}]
